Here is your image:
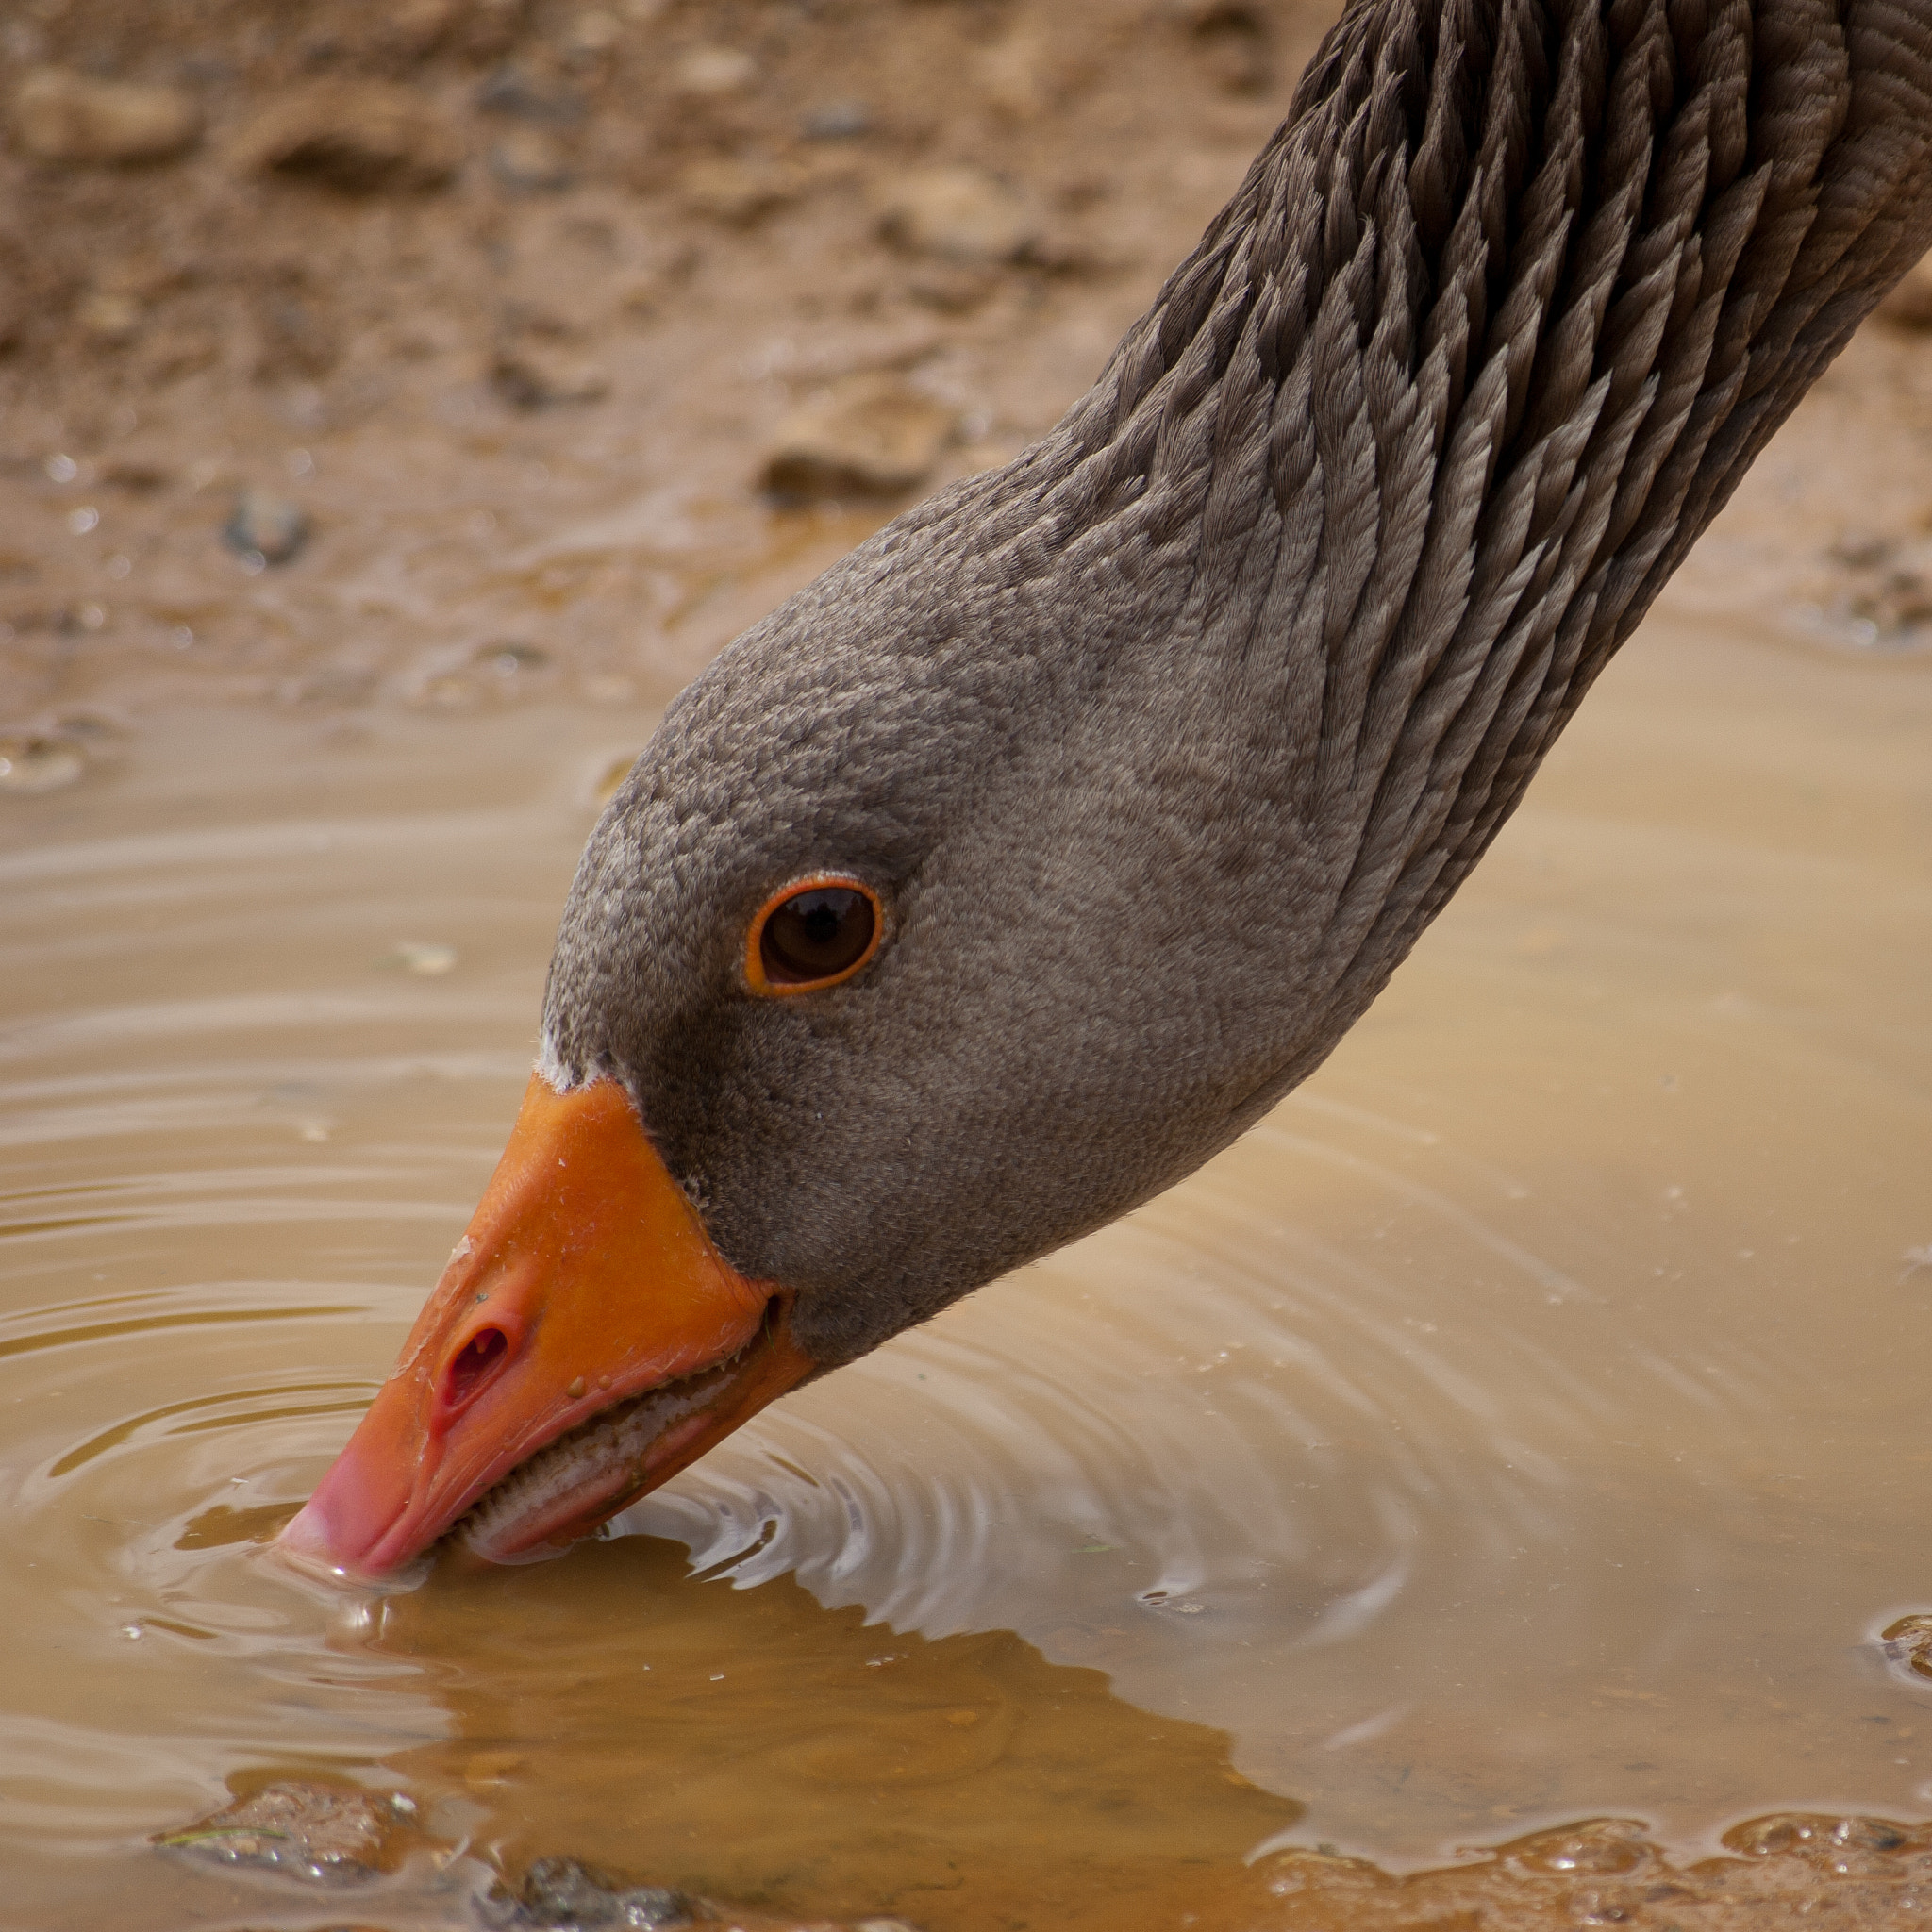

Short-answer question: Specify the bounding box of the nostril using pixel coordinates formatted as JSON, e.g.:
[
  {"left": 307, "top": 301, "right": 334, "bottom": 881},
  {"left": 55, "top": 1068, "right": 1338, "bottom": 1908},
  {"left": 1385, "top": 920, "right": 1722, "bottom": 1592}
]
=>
[{"left": 443, "top": 1326, "right": 509, "bottom": 1411}]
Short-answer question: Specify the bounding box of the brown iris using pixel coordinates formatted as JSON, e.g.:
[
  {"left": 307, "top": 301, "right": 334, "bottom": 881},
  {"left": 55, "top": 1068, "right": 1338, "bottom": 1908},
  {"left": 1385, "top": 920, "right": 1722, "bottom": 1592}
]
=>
[{"left": 747, "top": 875, "right": 882, "bottom": 993}]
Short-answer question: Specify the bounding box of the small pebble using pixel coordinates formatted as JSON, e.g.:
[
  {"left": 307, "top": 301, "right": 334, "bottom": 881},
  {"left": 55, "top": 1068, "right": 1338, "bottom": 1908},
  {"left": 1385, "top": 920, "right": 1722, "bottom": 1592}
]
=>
[
  {"left": 476, "top": 66, "right": 585, "bottom": 125},
  {"left": 762, "top": 375, "right": 957, "bottom": 499},
  {"left": 9, "top": 67, "right": 201, "bottom": 165},
  {"left": 802, "top": 99, "right": 872, "bottom": 141},
  {"left": 224, "top": 489, "right": 309, "bottom": 565},
  {"left": 154, "top": 1780, "right": 417, "bottom": 1885},
  {"left": 388, "top": 941, "right": 458, "bottom": 976},
  {"left": 491, "top": 344, "right": 609, "bottom": 410},
  {"left": 671, "top": 45, "right": 757, "bottom": 98},
  {"left": 480, "top": 1857, "right": 693, "bottom": 1931},
  {"left": 76, "top": 291, "right": 143, "bottom": 344},
  {"left": 490, "top": 126, "right": 573, "bottom": 193},
  {"left": 237, "top": 81, "right": 461, "bottom": 194},
  {"left": 679, "top": 157, "right": 799, "bottom": 228},
  {"left": 1882, "top": 1612, "right": 1932, "bottom": 1678},
  {"left": 876, "top": 167, "right": 1037, "bottom": 266},
  {"left": 0, "top": 735, "right": 85, "bottom": 794}
]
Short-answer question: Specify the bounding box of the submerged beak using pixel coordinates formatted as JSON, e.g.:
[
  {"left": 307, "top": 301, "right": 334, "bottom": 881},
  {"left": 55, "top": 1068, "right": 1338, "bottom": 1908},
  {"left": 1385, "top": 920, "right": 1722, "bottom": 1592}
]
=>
[{"left": 279, "top": 1074, "right": 813, "bottom": 1579}]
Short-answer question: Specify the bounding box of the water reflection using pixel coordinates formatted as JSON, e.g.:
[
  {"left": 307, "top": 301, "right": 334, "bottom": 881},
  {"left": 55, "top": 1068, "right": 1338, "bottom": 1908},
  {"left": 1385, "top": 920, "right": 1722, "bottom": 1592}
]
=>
[{"left": 375, "top": 1535, "right": 1298, "bottom": 1924}]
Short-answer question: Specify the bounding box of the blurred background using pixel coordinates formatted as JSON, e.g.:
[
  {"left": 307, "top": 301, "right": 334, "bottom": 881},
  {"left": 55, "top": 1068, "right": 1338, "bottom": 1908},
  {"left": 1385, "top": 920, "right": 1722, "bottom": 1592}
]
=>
[
  {"left": 0, "top": 0, "right": 1376, "bottom": 750},
  {"left": 3, "top": 0, "right": 1928, "bottom": 754}
]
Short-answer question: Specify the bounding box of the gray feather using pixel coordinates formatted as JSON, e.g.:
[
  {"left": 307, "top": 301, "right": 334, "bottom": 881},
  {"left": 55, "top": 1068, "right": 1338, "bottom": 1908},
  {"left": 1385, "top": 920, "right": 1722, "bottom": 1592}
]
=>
[{"left": 543, "top": 0, "right": 1932, "bottom": 1368}]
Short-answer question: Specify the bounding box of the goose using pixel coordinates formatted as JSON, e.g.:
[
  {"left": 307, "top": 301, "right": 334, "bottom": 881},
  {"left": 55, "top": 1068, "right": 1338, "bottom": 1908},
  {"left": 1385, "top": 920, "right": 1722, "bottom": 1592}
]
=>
[{"left": 283, "top": 0, "right": 1932, "bottom": 1580}]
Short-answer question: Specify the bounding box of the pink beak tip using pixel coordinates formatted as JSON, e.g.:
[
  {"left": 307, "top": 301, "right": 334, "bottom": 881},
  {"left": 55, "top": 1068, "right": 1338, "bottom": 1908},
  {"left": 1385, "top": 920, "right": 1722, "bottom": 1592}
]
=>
[{"left": 270, "top": 1495, "right": 365, "bottom": 1581}]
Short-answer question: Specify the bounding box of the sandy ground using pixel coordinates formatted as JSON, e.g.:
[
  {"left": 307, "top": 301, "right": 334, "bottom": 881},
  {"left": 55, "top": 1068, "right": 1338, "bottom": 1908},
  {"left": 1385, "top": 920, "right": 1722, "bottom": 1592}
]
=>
[
  {"left": 3, "top": 0, "right": 1928, "bottom": 777},
  {"left": 0, "top": 0, "right": 1358, "bottom": 745}
]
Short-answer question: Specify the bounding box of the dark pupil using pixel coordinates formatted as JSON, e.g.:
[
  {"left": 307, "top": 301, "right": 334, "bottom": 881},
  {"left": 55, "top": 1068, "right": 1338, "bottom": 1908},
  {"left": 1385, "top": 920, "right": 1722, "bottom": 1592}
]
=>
[{"left": 762, "top": 887, "right": 874, "bottom": 984}]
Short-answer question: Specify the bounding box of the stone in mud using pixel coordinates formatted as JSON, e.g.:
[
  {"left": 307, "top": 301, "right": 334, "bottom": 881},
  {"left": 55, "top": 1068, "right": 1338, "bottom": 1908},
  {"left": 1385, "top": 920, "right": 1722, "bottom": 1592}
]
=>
[
  {"left": 1505, "top": 1818, "right": 1649, "bottom": 1875},
  {"left": 490, "top": 125, "right": 574, "bottom": 192},
  {"left": 977, "top": 31, "right": 1055, "bottom": 123},
  {"left": 905, "top": 262, "right": 1001, "bottom": 315},
  {"left": 679, "top": 157, "right": 801, "bottom": 227},
  {"left": 225, "top": 488, "right": 309, "bottom": 565},
  {"left": 1819, "top": 527, "right": 1932, "bottom": 647},
  {"left": 1724, "top": 1811, "right": 1917, "bottom": 1881},
  {"left": 9, "top": 67, "right": 201, "bottom": 166},
  {"left": 255, "top": 286, "right": 341, "bottom": 379},
  {"left": 153, "top": 1780, "right": 421, "bottom": 1883},
  {"left": 491, "top": 342, "right": 610, "bottom": 408},
  {"left": 1882, "top": 1612, "right": 1932, "bottom": 1678},
  {"left": 0, "top": 733, "right": 85, "bottom": 795},
  {"left": 75, "top": 291, "right": 143, "bottom": 345},
  {"left": 762, "top": 375, "right": 957, "bottom": 499},
  {"left": 801, "top": 99, "right": 872, "bottom": 141},
  {"left": 237, "top": 81, "right": 461, "bottom": 194},
  {"left": 561, "top": 10, "right": 625, "bottom": 67},
  {"left": 479, "top": 1857, "right": 694, "bottom": 1929},
  {"left": 670, "top": 45, "right": 758, "bottom": 99},
  {"left": 1251, "top": 1811, "right": 1932, "bottom": 1926},
  {"left": 876, "top": 167, "right": 1037, "bottom": 267},
  {"left": 477, "top": 65, "right": 586, "bottom": 125},
  {"left": 1174, "top": 0, "right": 1274, "bottom": 94},
  {"left": 1876, "top": 253, "right": 1932, "bottom": 332},
  {"left": 377, "top": 0, "right": 469, "bottom": 60}
]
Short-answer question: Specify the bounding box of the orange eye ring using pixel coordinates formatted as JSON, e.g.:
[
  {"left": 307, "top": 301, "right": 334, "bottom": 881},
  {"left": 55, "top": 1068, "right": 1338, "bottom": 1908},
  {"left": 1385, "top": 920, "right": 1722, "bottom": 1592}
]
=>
[{"left": 744, "top": 874, "right": 884, "bottom": 995}]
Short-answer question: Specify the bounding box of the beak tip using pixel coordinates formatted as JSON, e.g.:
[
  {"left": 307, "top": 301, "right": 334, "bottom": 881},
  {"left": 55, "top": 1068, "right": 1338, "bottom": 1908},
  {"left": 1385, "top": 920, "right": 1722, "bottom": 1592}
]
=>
[
  {"left": 275, "top": 1445, "right": 415, "bottom": 1582},
  {"left": 274, "top": 1497, "right": 360, "bottom": 1582}
]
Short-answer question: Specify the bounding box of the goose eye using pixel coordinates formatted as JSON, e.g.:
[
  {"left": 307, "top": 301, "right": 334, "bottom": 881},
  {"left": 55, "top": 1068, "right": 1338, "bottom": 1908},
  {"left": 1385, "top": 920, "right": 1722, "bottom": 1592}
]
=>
[{"left": 748, "top": 876, "right": 881, "bottom": 993}]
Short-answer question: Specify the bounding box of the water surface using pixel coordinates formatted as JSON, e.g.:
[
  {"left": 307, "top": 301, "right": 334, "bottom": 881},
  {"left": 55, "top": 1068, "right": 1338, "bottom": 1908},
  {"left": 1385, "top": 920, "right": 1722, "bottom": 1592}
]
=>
[{"left": 2, "top": 609, "right": 1929, "bottom": 1927}]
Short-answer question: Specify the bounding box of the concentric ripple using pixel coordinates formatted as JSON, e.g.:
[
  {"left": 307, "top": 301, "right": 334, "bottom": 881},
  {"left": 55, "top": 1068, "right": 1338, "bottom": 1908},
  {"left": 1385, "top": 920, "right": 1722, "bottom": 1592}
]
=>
[{"left": 2, "top": 640, "right": 1931, "bottom": 1927}]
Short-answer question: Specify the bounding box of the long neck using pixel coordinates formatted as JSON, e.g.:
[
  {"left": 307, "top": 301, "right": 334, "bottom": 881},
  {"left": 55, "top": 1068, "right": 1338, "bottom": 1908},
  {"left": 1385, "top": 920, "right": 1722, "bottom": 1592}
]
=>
[
  {"left": 550, "top": 0, "right": 1932, "bottom": 1345},
  {"left": 1001, "top": 0, "right": 1932, "bottom": 1084}
]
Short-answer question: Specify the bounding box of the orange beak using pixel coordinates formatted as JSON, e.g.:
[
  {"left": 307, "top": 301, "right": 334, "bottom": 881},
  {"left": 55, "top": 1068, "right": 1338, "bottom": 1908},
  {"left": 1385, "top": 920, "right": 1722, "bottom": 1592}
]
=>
[{"left": 279, "top": 1074, "right": 813, "bottom": 1580}]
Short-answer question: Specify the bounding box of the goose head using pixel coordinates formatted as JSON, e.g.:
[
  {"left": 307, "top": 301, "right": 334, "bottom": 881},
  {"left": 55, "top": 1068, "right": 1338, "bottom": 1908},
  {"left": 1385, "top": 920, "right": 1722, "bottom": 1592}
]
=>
[
  {"left": 283, "top": 0, "right": 1932, "bottom": 1578},
  {"left": 283, "top": 462, "right": 1378, "bottom": 1576}
]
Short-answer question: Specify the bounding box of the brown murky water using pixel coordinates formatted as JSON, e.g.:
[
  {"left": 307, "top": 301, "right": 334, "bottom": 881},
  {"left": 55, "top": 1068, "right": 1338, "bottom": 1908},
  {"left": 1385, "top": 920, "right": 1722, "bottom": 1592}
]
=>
[
  {"left": 5, "top": 583, "right": 1930, "bottom": 1928},
  {"left": 3, "top": 2, "right": 1932, "bottom": 1914}
]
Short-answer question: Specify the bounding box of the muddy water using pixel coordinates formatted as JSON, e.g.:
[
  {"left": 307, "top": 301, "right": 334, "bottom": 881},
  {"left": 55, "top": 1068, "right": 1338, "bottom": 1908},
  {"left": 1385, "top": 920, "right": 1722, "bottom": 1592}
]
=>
[{"left": 2, "top": 606, "right": 1930, "bottom": 1929}]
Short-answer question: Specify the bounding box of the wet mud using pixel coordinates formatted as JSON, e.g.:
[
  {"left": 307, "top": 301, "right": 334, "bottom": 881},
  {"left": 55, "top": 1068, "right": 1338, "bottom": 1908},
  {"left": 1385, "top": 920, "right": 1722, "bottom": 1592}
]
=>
[{"left": 4, "top": 1, "right": 1932, "bottom": 1928}]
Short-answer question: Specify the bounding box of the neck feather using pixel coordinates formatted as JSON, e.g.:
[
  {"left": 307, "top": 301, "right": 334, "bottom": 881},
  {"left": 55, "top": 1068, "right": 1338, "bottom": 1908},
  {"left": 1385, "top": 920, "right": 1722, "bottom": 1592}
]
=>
[{"left": 1005, "top": 0, "right": 1932, "bottom": 1047}]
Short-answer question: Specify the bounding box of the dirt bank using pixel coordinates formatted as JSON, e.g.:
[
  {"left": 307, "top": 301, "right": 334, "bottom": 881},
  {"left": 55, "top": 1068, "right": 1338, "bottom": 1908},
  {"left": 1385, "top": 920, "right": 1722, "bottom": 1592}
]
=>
[
  {"left": 4, "top": 0, "right": 1928, "bottom": 780},
  {"left": 0, "top": 0, "right": 1352, "bottom": 743}
]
